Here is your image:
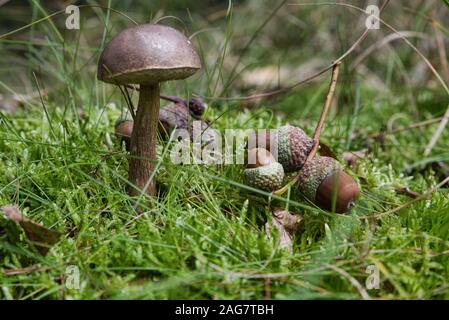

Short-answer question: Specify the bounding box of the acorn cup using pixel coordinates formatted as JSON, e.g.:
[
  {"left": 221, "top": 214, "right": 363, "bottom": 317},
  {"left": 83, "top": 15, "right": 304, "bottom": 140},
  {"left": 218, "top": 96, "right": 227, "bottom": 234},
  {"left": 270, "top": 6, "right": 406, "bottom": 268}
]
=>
[
  {"left": 297, "top": 156, "right": 360, "bottom": 213},
  {"left": 244, "top": 148, "right": 285, "bottom": 192},
  {"left": 248, "top": 125, "right": 314, "bottom": 173}
]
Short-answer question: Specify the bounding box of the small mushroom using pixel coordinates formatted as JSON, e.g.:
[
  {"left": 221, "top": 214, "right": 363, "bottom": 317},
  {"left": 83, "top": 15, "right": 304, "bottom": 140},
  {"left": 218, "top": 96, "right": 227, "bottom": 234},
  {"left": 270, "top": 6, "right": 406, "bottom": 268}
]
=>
[
  {"left": 244, "top": 148, "right": 285, "bottom": 192},
  {"left": 114, "top": 119, "right": 134, "bottom": 150},
  {"left": 98, "top": 24, "right": 201, "bottom": 196},
  {"left": 342, "top": 150, "right": 366, "bottom": 168}
]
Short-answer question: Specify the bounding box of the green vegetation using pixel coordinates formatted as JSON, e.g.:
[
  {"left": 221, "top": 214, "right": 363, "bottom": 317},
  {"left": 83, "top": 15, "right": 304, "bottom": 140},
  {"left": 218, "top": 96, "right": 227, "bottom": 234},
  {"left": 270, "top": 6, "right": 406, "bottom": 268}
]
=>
[{"left": 1, "top": 0, "right": 449, "bottom": 299}]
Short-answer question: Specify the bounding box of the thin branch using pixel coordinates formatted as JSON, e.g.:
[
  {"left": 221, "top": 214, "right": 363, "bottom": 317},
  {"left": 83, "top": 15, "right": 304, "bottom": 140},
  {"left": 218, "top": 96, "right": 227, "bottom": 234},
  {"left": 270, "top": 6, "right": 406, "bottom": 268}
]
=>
[
  {"left": 221, "top": 0, "right": 288, "bottom": 97},
  {"left": 369, "top": 175, "right": 449, "bottom": 219},
  {"left": 350, "top": 31, "right": 427, "bottom": 70},
  {"left": 365, "top": 116, "right": 444, "bottom": 140},
  {"left": 433, "top": 20, "right": 449, "bottom": 84},
  {"left": 325, "top": 264, "right": 371, "bottom": 300},
  {"left": 394, "top": 187, "right": 424, "bottom": 199},
  {"left": 424, "top": 105, "right": 449, "bottom": 156},
  {"left": 309, "top": 62, "right": 341, "bottom": 157}
]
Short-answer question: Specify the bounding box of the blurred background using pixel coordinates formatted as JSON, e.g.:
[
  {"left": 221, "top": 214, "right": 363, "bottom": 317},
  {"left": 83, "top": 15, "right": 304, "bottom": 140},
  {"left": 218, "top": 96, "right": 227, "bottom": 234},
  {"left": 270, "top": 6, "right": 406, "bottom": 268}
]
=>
[
  {"left": 1, "top": 0, "right": 449, "bottom": 300},
  {"left": 1, "top": 0, "right": 448, "bottom": 111}
]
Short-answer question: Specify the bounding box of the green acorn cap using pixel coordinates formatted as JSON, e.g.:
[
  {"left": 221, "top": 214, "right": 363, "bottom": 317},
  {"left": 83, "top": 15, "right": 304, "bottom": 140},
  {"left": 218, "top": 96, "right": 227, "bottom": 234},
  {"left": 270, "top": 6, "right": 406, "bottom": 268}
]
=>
[
  {"left": 244, "top": 148, "right": 285, "bottom": 192},
  {"left": 297, "top": 156, "right": 360, "bottom": 213}
]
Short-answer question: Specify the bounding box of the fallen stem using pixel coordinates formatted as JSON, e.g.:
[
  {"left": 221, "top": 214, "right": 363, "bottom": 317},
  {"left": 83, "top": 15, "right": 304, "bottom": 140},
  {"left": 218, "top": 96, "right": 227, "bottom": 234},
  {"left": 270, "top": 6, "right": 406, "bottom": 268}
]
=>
[
  {"left": 370, "top": 175, "right": 449, "bottom": 219},
  {"left": 365, "top": 116, "right": 444, "bottom": 140}
]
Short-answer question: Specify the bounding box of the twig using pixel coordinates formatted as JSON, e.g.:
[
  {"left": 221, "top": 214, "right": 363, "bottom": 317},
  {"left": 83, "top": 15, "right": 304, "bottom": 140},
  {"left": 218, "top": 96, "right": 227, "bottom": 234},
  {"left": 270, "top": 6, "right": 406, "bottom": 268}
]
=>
[
  {"left": 325, "top": 264, "right": 371, "bottom": 300},
  {"left": 370, "top": 175, "right": 449, "bottom": 219},
  {"left": 433, "top": 20, "right": 449, "bottom": 84},
  {"left": 221, "top": 0, "right": 288, "bottom": 97},
  {"left": 274, "top": 62, "right": 341, "bottom": 196},
  {"left": 4, "top": 266, "right": 50, "bottom": 276},
  {"left": 123, "top": 85, "right": 188, "bottom": 106},
  {"left": 160, "top": 94, "right": 186, "bottom": 105},
  {"left": 309, "top": 62, "right": 341, "bottom": 159},
  {"left": 287, "top": 3, "right": 449, "bottom": 157},
  {"left": 350, "top": 31, "right": 427, "bottom": 70},
  {"left": 424, "top": 20, "right": 449, "bottom": 156},
  {"left": 394, "top": 187, "right": 424, "bottom": 199},
  {"left": 365, "top": 116, "right": 444, "bottom": 140},
  {"left": 264, "top": 278, "right": 272, "bottom": 300},
  {"left": 424, "top": 106, "right": 449, "bottom": 156}
]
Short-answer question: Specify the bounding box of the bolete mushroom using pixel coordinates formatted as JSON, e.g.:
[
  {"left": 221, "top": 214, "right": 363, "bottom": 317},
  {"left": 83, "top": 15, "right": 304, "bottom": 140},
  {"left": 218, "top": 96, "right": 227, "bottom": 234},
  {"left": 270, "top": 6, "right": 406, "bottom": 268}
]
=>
[{"left": 98, "top": 24, "right": 201, "bottom": 196}]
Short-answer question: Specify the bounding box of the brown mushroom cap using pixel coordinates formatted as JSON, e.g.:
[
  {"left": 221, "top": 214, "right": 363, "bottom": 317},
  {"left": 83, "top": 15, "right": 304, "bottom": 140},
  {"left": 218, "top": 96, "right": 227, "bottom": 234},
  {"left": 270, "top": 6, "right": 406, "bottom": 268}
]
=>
[{"left": 97, "top": 24, "right": 201, "bottom": 85}]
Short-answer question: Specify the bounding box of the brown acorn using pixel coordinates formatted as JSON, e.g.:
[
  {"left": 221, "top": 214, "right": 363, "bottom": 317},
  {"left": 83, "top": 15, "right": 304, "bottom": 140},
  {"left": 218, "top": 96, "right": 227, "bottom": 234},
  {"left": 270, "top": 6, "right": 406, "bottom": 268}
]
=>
[
  {"left": 244, "top": 148, "right": 285, "bottom": 192},
  {"left": 189, "top": 120, "right": 219, "bottom": 147},
  {"left": 297, "top": 156, "right": 360, "bottom": 213},
  {"left": 114, "top": 102, "right": 192, "bottom": 150},
  {"left": 158, "top": 102, "right": 191, "bottom": 137},
  {"left": 188, "top": 97, "right": 207, "bottom": 118}
]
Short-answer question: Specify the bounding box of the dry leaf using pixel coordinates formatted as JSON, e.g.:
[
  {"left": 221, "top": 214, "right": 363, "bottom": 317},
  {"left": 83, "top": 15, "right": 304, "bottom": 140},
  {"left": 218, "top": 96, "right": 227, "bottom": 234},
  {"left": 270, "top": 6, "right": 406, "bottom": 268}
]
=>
[
  {"left": 319, "top": 142, "right": 338, "bottom": 159},
  {"left": 265, "top": 208, "right": 302, "bottom": 251},
  {"left": 2, "top": 205, "right": 62, "bottom": 255}
]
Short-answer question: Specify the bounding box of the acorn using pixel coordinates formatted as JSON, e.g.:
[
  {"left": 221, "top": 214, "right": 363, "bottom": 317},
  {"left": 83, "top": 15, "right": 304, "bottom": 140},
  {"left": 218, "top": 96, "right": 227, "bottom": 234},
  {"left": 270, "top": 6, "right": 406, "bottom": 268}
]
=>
[
  {"left": 297, "top": 156, "right": 360, "bottom": 213},
  {"left": 247, "top": 125, "right": 314, "bottom": 172},
  {"left": 188, "top": 97, "right": 207, "bottom": 118},
  {"left": 189, "top": 120, "right": 219, "bottom": 147},
  {"left": 115, "top": 102, "right": 192, "bottom": 150},
  {"left": 158, "top": 102, "right": 191, "bottom": 137},
  {"left": 114, "top": 119, "right": 134, "bottom": 150},
  {"left": 244, "top": 148, "right": 285, "bottom": 192}
]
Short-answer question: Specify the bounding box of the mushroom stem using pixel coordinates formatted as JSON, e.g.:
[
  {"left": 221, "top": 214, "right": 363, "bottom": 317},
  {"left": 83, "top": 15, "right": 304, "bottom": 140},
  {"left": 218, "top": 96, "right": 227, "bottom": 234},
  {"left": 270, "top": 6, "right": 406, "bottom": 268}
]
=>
[{"left": 128, "top": 84, "right": 160, "bottom": 197}]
